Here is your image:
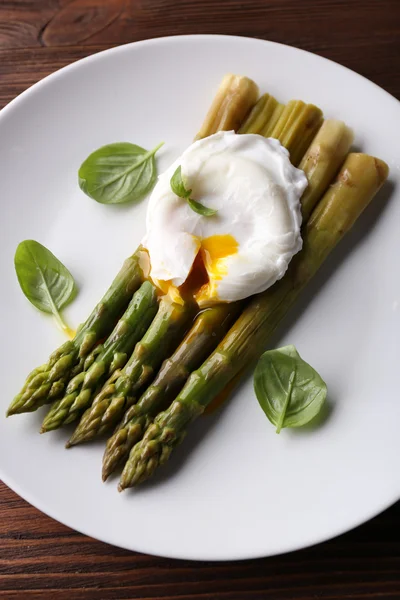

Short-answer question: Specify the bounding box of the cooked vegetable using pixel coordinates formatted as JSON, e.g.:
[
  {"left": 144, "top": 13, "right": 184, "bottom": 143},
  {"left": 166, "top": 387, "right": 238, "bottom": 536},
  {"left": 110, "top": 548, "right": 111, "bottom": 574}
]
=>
[
  {"left": 14, "top": 240, "right": 76, "bottom": 337},
  {"left": 118, "top": 153, "right": 389, "bottom": 489},
  {"left": 270, "top": 100, "right": 323, "bottom": 166},
  {"left": 254, "top": 345, "right": 327, "bottom": 432},
  {"left": 79, "top": 141, "right": 163, "bottom": 205},
  {"left": 195, "top": 74, "right": 259, "bottom": 140},
  {"left": 66, "top": 297, "right": 195, "bottom": 447},
  {"left": 40, "top": 281, "right": 159, "bottom": 432},
  {"left": 262, "top": 103, "right": 285, "bottom": 137},
  {"left": 7, "top": 247, "right": 146, "bottom": 416},
  {"left": 299, "top": 120, "right": 354, "bottom": 221},
  {"left": 238, "top": 94, "right": 282, "bottom": 135}
]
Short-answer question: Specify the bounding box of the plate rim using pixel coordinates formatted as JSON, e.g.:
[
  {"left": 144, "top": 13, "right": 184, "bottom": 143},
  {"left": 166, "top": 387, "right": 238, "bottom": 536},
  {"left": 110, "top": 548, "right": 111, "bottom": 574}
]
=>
[
  {"left": 1, "top": 34, "right": 399, "bottom": 119},
  {"left": 0, "top": 33, "right": 399, "bottom": 561}
]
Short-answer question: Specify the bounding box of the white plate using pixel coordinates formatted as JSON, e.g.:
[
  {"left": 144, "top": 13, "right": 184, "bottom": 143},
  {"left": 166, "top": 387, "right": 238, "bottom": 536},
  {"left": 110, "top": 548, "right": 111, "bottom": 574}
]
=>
[{"left": 0, "top": 35, "right": 399, "bottom": 561}]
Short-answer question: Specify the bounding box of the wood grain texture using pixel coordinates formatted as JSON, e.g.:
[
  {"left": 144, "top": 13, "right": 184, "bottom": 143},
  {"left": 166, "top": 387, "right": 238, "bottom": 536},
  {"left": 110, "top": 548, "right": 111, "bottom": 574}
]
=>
[{"left": 0, "top": 1, "right": 399, "bottom": 598}]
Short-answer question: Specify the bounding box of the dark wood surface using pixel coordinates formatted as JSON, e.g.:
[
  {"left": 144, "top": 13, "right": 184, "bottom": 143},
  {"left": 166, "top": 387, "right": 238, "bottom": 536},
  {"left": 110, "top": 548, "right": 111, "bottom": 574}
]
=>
[{"left": 1, "top": 1, "right": 399, "bottom": 598}]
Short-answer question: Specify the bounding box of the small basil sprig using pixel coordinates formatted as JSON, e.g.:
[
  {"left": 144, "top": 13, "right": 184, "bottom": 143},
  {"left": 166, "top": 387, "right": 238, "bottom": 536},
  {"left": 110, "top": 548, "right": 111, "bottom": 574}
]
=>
[
  {"left": 170, "top": 166, "right": 217, "bottom": 217},
  {"left": 79, "top": 141, "right": 163, "bottom": 205},
  {"left": 254, "top": 345, "right": 327, "bottom": 433},
  {"left": 15, "top": 240, "right": 77, "bottom": 337}
]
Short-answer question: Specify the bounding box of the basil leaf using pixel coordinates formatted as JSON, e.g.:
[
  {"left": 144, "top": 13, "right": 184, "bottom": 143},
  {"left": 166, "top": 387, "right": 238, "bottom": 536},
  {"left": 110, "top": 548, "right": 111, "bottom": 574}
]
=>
[
  {"left": 15, "top": 240, "right": 77, "bottom": 336},
  {"left": 79, "top": 141, "right": 163, "bottom": 205},
  {"left": 170, "top": 165, "right": 217, "bottom": 217},
  {"left": 277, "top": 344, "right": 301, "bottom": 359},
  {"left": 186, "top": 197, "right": 218, "bottom": 217},
  {"left": 254, "top": 345, "right": 327, "bottom": 433},
  {"left": 170, "top": 165, "right": 191, "bottom": 199}
]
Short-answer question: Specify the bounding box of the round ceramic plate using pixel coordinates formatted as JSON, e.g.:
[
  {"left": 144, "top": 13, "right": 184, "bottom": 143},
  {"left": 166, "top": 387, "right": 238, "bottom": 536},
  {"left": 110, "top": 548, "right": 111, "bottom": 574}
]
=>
[{"left": 0, "top": 35, "right": 399, "bottom": 561}]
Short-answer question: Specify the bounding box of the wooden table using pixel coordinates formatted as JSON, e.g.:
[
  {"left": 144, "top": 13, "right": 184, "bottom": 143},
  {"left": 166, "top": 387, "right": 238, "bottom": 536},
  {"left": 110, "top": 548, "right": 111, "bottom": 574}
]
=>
[{"left": 1, "top": 1, "right": 399, "bottom": 598}]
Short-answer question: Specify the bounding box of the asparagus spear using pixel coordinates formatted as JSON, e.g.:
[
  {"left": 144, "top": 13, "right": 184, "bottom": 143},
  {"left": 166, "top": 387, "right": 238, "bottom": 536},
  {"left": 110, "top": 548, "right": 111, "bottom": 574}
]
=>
[
  {"left": 238, "top": 94, "right": 281, "bottom": 134},
  {"left": 66, "top": 296, "right": 196, "bottom": 446},
  {"left": 40, "top": 281, "right": 159, "bottom": 432},
  {"left": 299, "top": 120, "right": 354, "bottom": 221},
  {"left": 195, "top": 74, "right": 259, "bottom": 140},
  {"left": 7, "top": 248, "right": 147, "bottom": 417},
  {"left": 102, "top": 302, "right": 241, "bottom": 480},
  {"left": 270, "top": 100, "right": 324, "bottom": 166},
  {"left": 119, "top": 153, "right": 389, "bottom": 489},
  {"left": 262, "top": 103, "right": 285, "bottom": 137}
]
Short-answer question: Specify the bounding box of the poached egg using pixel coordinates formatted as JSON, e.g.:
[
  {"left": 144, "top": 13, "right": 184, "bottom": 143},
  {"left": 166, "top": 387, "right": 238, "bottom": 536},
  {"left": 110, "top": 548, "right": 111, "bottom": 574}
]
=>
[{"left": 143, "top": 131, "right": 307, "bottom": 306}]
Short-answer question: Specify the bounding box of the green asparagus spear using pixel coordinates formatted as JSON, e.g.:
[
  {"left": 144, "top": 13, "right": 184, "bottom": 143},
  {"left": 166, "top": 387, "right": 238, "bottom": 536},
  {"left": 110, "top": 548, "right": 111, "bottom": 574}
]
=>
[
  {"left": 7, "top": 248, "right": 147, "bottom": 417},
  {"left": 119, "top": 153, "right": 389, "bottom": 489},
  {"left": 102, "top": 302, "right": 241, "bottom": 480},
  {"left": 262, "top": 103, "right": 285, "bottom": 137},
  {"left": 238, "top": 94, "right": 281, "bottom": 134},
  {"left": 195, "top": 74, "right": 259, "bottom": 140},
  {"left": 67, "top": 296, "right": 196, "bottom": 446},
  {"left": 40, "top": 281, "right": 159, "bottom": 432},
  {"left": 270, "top": 100, "right": 324, "bottom": 166},
  {"left": 298, "top": 120, "right": 354, "bottom": 221}
]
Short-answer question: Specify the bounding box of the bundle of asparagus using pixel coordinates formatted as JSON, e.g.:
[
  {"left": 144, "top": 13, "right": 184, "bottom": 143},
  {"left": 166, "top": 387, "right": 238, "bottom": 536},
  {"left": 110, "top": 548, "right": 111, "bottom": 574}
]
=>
[
  {"left": 7, "top": 73, "right": 388, "bottom": 494},
  {"left": 119, "top": 153, "right": 388, "bottom": 489},
  {"left": 7, "top": 75, "right": 324, "bottom": 422},
  {"left": 65, "top": 86, "right": 326, "bottom": 448},
  {"left": 101, "top": 110, "right": 354, "bottom": 480}
]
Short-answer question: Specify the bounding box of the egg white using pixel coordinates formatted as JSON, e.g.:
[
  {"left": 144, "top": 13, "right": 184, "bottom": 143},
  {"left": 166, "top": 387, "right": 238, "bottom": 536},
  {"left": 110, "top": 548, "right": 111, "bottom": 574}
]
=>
[{"left": 143, "top": 131, "right": 307, "bottom": 306}]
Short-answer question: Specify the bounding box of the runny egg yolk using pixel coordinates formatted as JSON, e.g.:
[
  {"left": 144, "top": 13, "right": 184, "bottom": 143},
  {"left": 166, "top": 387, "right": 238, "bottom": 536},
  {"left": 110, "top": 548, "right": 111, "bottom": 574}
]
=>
[
  {"left": 195, "top": 234, "right": 239, "bottom": 305},
  {"left": 149, "top": 234, "right": 239, "bottom": 306}
]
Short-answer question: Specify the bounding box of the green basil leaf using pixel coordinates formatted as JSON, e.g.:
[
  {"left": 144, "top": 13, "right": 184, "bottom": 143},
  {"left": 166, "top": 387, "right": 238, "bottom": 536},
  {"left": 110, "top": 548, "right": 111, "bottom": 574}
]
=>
[
  {"left": 254, "top": 345, "right": 327, "bottom": 433},
  {"left": 79, "top": 141, "right": 163, "bottom": 205},
  {"left": 15, "top": 240, "right": 77, "bottom": 336},
  {"left": 275, "top": 344, "right": 301, "bottom": 359},
  {"left": 170, "top": 165, "right": 191, "bottom": 199},
  {"left": 186, "top": 197, "right": 218, "bottom": 217},
  {"left": 170, "top": 165, "right": 217, "bottom": 217}
]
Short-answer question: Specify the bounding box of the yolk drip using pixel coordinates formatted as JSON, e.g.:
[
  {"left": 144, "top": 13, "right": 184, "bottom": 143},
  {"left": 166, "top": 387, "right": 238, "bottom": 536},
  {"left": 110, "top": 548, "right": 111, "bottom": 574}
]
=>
[
  {"left": 138, "top": 247, "right": 151, "bottom": 279},
  {"left": 147, "top": 234, "right": 239, "bottom": 306},
  {"left": 200, "top": 234, "right": 239, "bottom": 279},
  {"left": 195, "top": 234, "right": 239, "bottom": 305},
  {"left": 151, "top": 277, "right": 186, "bottom": 305}
]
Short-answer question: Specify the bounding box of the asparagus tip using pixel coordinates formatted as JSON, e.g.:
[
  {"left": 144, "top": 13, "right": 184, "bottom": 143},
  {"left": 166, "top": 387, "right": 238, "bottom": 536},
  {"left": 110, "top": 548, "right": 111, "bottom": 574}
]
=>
[
  {"left": 66, "top": 430, "right": 80, "bottom": 447},
  {"left": 6, "top": 404, "right": 20, "bottom": 417}
]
